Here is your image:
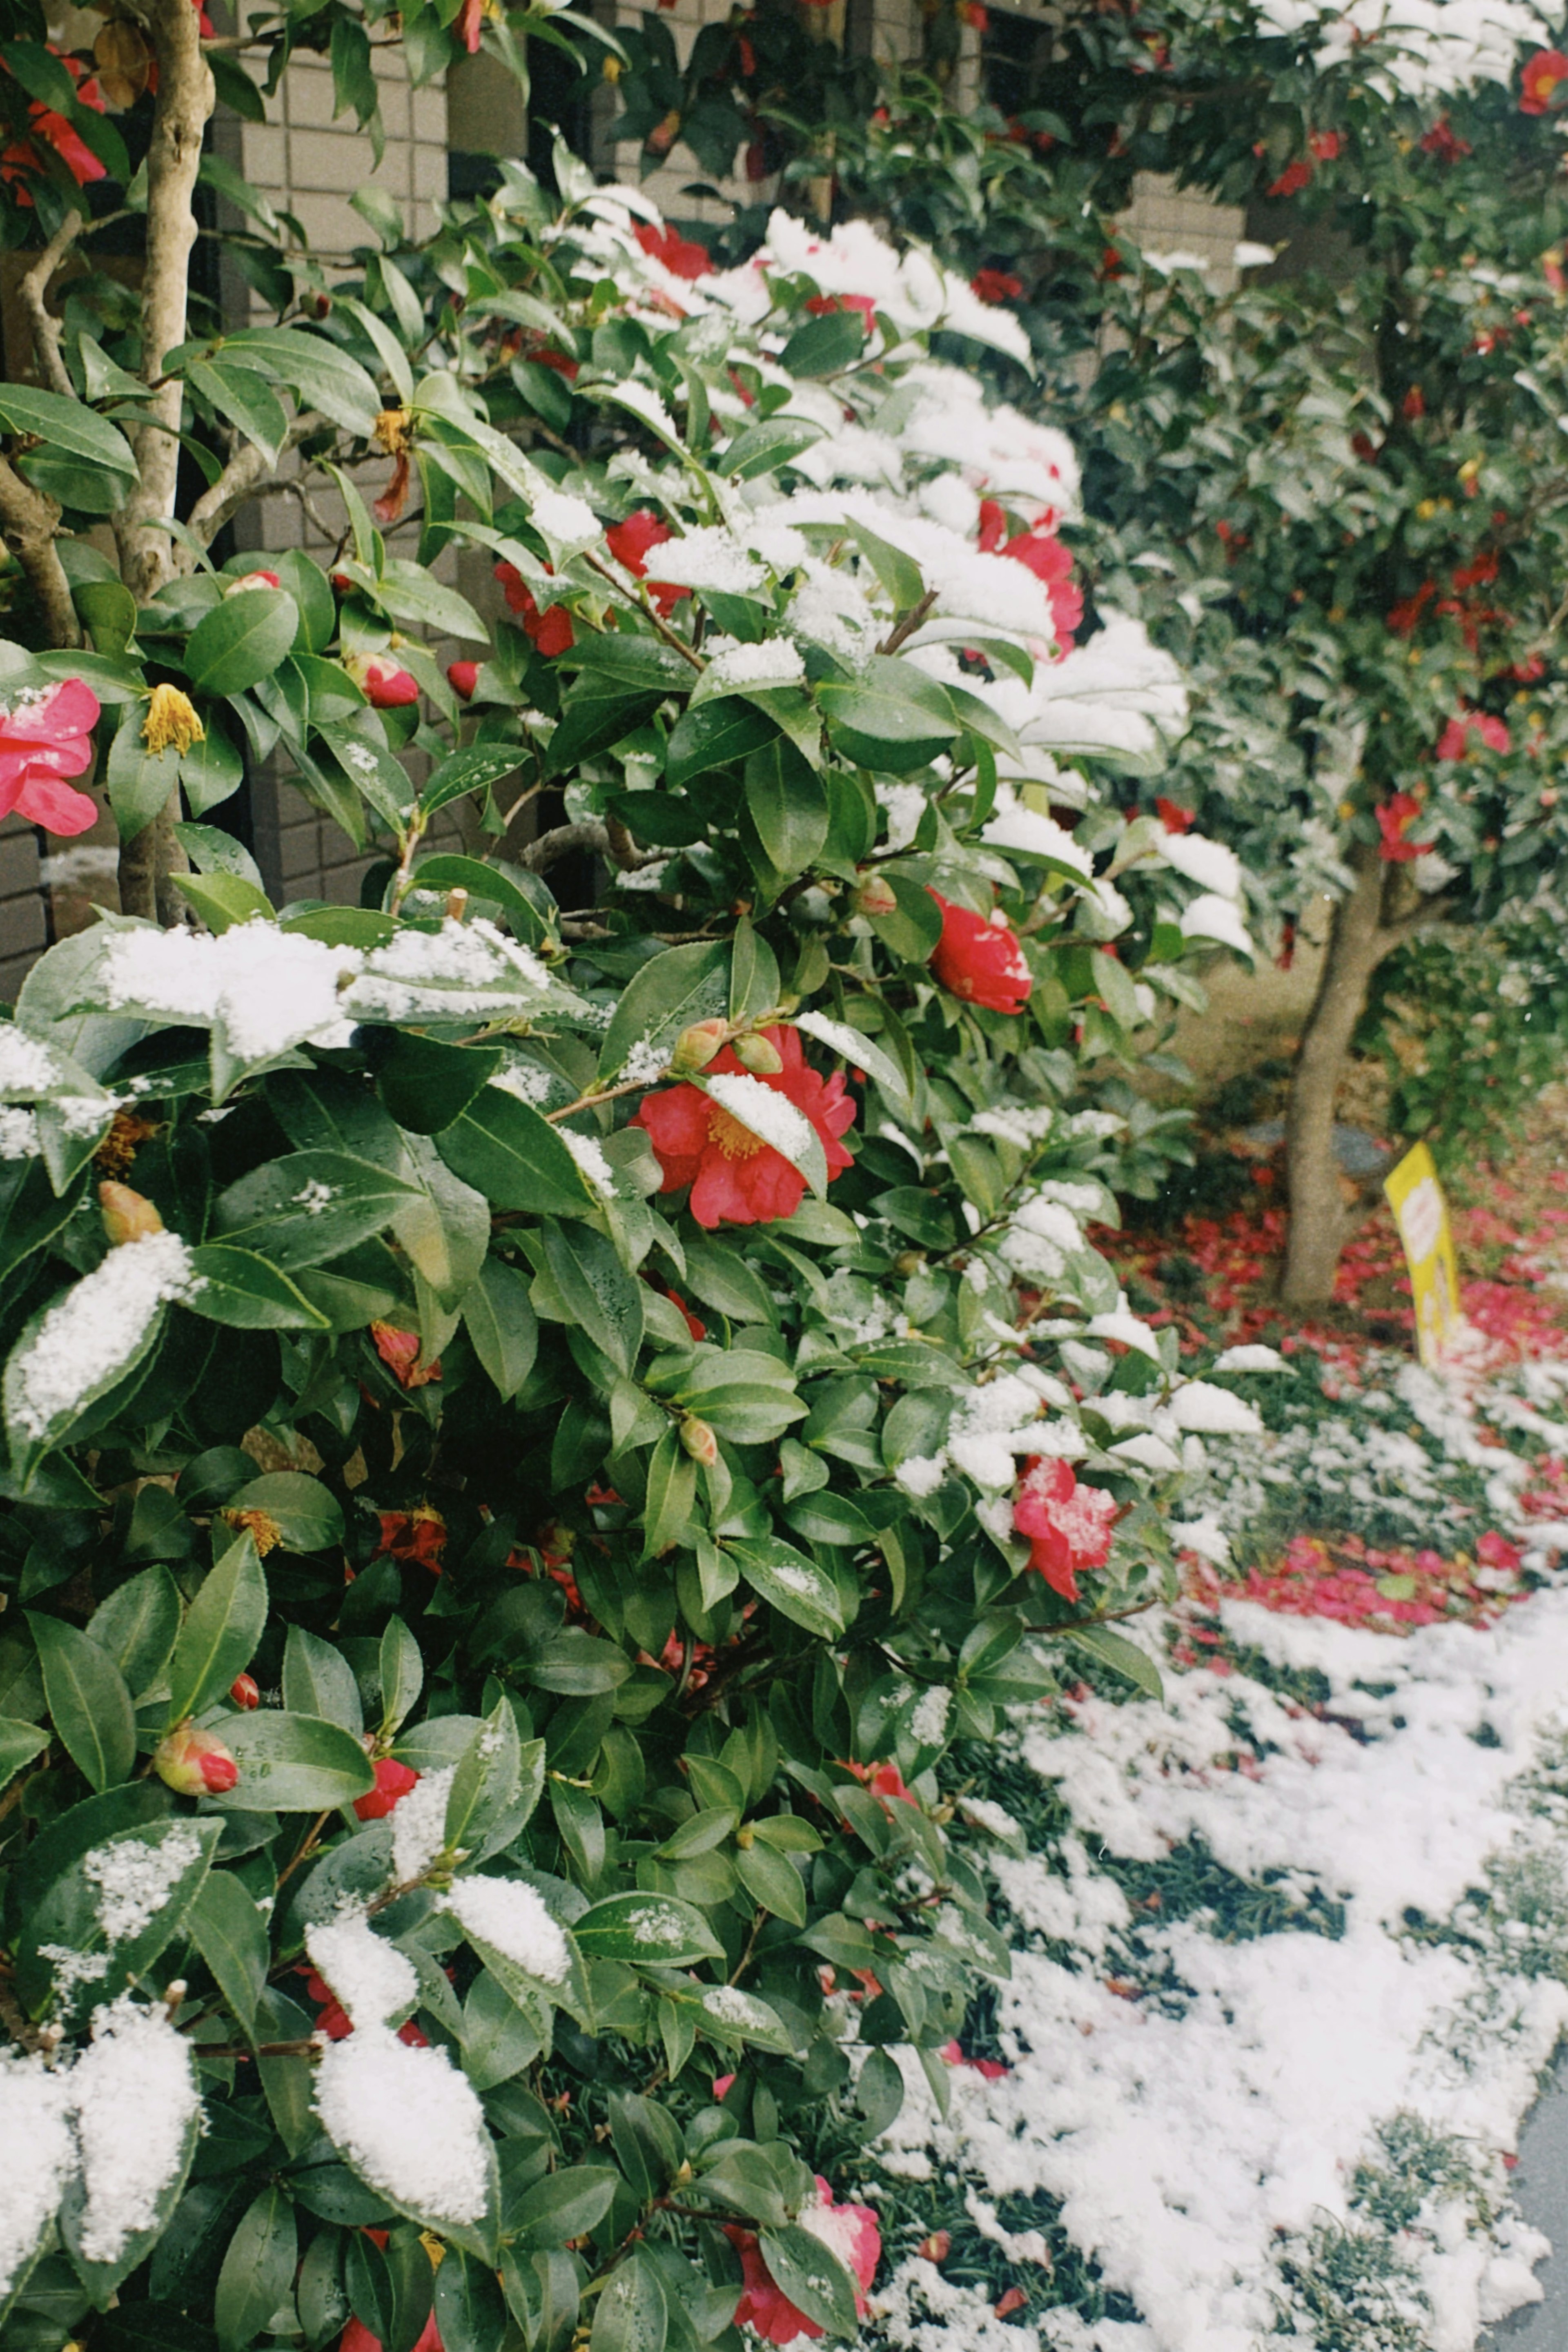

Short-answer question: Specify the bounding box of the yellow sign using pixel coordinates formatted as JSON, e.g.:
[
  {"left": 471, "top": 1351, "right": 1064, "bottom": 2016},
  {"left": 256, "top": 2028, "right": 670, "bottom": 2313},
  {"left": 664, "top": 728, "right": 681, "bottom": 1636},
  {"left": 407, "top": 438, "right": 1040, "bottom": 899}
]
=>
[{"left": 1383, "top": 1142, "right": 1463, "bottom": 1368}]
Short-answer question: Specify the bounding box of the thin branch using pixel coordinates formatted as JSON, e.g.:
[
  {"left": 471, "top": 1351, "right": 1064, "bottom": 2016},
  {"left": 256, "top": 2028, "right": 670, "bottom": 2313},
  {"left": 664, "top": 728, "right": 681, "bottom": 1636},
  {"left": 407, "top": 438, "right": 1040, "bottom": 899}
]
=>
[
  {"left": 20, "top": 209, "right": 85, "bottom": 401},
  {"left": 876, "top": 589, "right": 938, "bottom": 657},
  {"left": 519, "top": 820, "right": 613, "bottom": 873},
  {"left": 179, "top": 413, "right": 326, "bottom": 566},
  {"left": 581, "top": 552, "right": 705, "bottom": 672}
]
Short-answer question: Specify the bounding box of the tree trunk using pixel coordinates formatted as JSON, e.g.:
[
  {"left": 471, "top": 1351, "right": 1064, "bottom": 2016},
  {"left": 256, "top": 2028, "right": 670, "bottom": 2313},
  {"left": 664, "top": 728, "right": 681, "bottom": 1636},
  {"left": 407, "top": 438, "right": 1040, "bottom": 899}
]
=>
[{"left": 1281, "top": 842, "right": 1394, "bottom": 1306}]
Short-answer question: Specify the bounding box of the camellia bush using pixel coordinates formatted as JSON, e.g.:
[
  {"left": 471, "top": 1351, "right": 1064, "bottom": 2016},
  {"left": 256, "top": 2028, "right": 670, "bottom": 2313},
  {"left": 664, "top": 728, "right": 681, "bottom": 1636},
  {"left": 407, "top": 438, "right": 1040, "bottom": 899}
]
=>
[
  {"left": 0, "top": 9, "right": 1271, "bottom": 2350},
  {"left": 639, "top": 0, "right": 1568, "bottom": 1303}
]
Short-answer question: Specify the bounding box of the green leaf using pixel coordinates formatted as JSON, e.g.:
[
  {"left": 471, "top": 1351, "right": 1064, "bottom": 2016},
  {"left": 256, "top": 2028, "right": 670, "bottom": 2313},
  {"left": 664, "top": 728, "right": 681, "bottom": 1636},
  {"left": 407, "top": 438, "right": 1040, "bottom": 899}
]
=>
[
  {"left": 187, "top": 1869, "right": 270, "bottom": 2038},
  {"left": 378, "top": 1617, "right": 423, "bottom": 1737},
  {"left": 420, "top": 744, "right": 522, "bottom": 820},
  {"left": 817, "top": 679, "right": 956, "bottom": 774},
  {"left": 0, "top": 39, "right": 77, "bottom": 109},
  {"left": 406, "top": 854, "right": 553, "bottom": 948},
  {"left": 214, "top": 2187, "right": 297, "bottom": 2352},
  {"left": 509, "top": 2168, "right": 621, "bottom": 2256},
  {"left": 221, "top": 327, "right": 381, "bottom": 437},
  {"left": 591, "top": 2246, "right": 666, "bottom": 2352},
  {"left": 437, "top": 1091, "right": 595, "bottom": 1218},
  {"left": 444, "top": 1695, "right": 522, "bottom": 1861},
  {"left": 740, "top": 737, "right": 829, "bottom": 883},
  {"left": 28, "top": 1612, "right": 136, "bottom": 1792},
  {"left": 845, "top": 517, "right": 925, "bottom": 614},
  {"left": 185, "top": 589, "right": 301, "bottom": 697},
  {"left": 172, "top": 871, "right": 276, "bottom": 933},
  {"left": 187, "top": 359, "right": 289, "bottom": 463},
  {"left": 462, "top": 1257, "right": 539, "bottom": 1401},
  {"left": 209, "top": 1711, "right": 376, "bottom": 1813},
  {"left": 284, "top": 1625, "right": 363, "bottom": 1729},
  {"left": 375, "top": 1031, "right": 501, "bottom": 1136},
  {"left": 211, "top": 1150, "right": 419, "bottom": 1269},
  {"left": 641, "top": 1430, "right": 696, "bottom": 1559},
  {"left": 0, "top": 383, "right": 135, "bottom": 475},
  {"left": 232, "top": 1472, "right": 345, "bottom": 1557},
  {"left": 1065, "top": 1623, "right": 1164, "bottom": 1701},
  {"left": 534, "top": 1223, "right": 645, "bottom": 1376},
  {"left": 165, "top": 1532, "right": 269, "bottom": 1728},
  {"left": 728, "top": 1538, "right": 846, "bottom": 1638},
  {"left": 719, "top": 417, "right": 829, "bottom": 480},
  {"left": 186, "top": 1245, "right": 333, "bottom": 1332},
  {"left": 16, "top": 1813, "right": 220, "bottom": 2030},
  {"left": 87, "top": 1564, "right": 181, "bottom": 1701},
  {"left": 572, "top": 1893, "right": 723, "bottom": 1967},
  {"left": 434, "top": 2248, "right": 509, "bottom": 2352},
  {"left": 0, "top": 1716, "right": 47, "bottom": 1788},
  {"left": 597, "top": 941, "right": 728, "bottom": 1083},
  {"left": 105, "top": 703, "right": 181, "bottom": 845},
  {"left": 779, "top": 308, "right": 868, "bottom": 376},
  {"left": 734, "top": 1838, "right": 806, "bottom": 1928},
  {"left": 75, "top": 577, "right": 139, "bottom": 658},
  {"left": 665, "top": 699, "right": 777, "bottom": 789},
  {"left": 757, "top": 2227, "right": 859, "bottom": 2337}
]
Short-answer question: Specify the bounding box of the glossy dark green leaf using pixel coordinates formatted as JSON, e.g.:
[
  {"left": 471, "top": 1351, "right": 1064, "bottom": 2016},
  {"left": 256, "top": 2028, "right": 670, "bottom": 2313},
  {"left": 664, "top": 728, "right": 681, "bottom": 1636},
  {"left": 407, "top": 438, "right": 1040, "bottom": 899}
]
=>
[
  {"left": 214, "top": 2187, "right": 297, "bottom": 2351},
  {"left": 436, "top": 1091, "right": 594, "bottom": 1218},
  {"left": 165, "top": 1532, "right": 269, "bottom": 1727},
  {"left": 28, "top": 1612, "right": 136, "bottom": 1792},
  {"left": 186, "top": 590, "right": 301, "bottom": 697},
  {"left": 187, "top": 1868, "right": 270, "bottom": 2037}
]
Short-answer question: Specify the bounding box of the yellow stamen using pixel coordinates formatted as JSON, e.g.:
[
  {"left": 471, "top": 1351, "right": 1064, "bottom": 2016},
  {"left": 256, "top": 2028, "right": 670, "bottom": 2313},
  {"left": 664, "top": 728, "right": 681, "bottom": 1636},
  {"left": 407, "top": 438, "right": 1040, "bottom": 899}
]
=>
[
  {"left": 143, "top": 684, "right": 204, "bottom": 757},
  {"left": 706, "top": 1104, "right": 764, "bottom": 1160}
]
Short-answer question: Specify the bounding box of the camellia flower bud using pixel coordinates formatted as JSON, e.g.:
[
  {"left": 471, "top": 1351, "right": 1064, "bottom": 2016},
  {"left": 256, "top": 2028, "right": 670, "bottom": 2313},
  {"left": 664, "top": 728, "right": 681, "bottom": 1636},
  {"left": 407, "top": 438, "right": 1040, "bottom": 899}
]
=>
[
  {"left": 142, "top": 683, "right": 205, "bottom": 758},
  {"left": 447, "top": 660, "right": 480, "bottom": 700},
  {"left": 229, "top": 1672, "right": 260, "bottom": 1709},
  {"left": 154, "top": 1723, "right": 239, "bottom": 1796},
  {"left": 344, "top": 650, "right": 419, "bottom": 710},
  {"left": 670, "top": 1018, "right": 728, "bottom": 1072},
  {"left": 99, "top": 1180, "right": 164, "bottom": 1246},
  {"left": 355, "top": 1755, "right": 421, "bottom": 1822},
  {"left": 224, "top": 569, "right": 281, "bottom": 597},
  {"left": 679, "top": 1414, "right": 719, "bottom": 1468},
  {"left": 854, "top": 871, "right": 899, "bottom": 918},
  {"left": 732, "top": 1032, "right": 784, "bottom": 1076}
]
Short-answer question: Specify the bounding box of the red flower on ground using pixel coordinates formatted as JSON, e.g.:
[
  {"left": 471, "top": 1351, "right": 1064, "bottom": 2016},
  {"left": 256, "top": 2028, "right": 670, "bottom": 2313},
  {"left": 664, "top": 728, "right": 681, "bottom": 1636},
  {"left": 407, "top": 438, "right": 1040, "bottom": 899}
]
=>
[
  {"left": 345, "top": 653, "right": 418, "bottom": 709},
  {"left": 1155, "top": 797, "right": 1195, "bottom": 833},
  {"left": 354, "top": 1756, "right": 420, "bottom": 1822},
  {"left": 726, "top": 2182, "right": 880, "bottom": 2343},
  {"left": 634, "top": 221, "right": 711, "bottom": 281},
  {"left": 0, "top": 679, "right": 99, "bottom": 836},
  {"left": 370, "top": 1323, "right": 442, "bottom": 1389},
  {"left": 1013, "top": 1456, "right": 1117, "bottom": 1601},
  {"left": 633, "top": 1027, "right": 855, "bottom": 1229},
  {"left": 929, "top": 893, "right": 1033, "bottom": 1015},
  {"left": 998, "top": 521, "right": 1081, "bottom": 649},
  {"left": 1521, "top": 47, "right": 1568, "bottom": 112},
  {"left": 374, "top": 1506, "right": 448, "bottom": 1572},
  {"left": 605, "top": 510, "right": 690, "bottom": 619},
  {"left": 495, "top": 563, "right": 575, "bottom": 655},
  {"left": 1375, "top": 793, "right": 1434, "bottom": 863},
  {"left": 971, "top": 269, "right": 1023, "bottom": 305},
  {"left": 1421, "top": 114, "right": 1471, "bottom": 161}
]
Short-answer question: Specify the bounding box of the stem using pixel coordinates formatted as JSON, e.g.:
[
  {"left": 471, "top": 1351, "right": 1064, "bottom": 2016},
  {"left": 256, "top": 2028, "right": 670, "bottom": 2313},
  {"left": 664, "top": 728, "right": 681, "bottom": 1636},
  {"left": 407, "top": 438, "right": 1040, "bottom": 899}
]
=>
[
  {"left": 876, "top": 589, "right": 937, "bottom": 657},
  {"left": 117, "top": 799, "right": 189, "bottom": 927},
  {"left": 581, "top": 552, "right": 705, "bottom": 671},
  {"left": 0, "top": 458, "right": 79, "bottom": 650},
  {"left": 20, "top": 209, "right": 85, "bottom": 402},
  {"left": 274, "top": 1808, "right": 334, "bottom": 1890}
]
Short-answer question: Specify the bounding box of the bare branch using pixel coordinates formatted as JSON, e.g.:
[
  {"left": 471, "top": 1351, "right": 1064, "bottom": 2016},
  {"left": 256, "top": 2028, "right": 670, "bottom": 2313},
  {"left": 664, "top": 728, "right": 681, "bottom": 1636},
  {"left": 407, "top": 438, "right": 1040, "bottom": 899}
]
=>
[
  {"left": 114, "top": 0, "right": 215, "bottom": 602},
  {"left": 0, "top": 456, "right": 80, "bottom": 650},
  {"left": 20, "top": 209, "right": 85, "bottom": 402},
  {"left": 178, "top": 413, "right": 325, "bottom": 567},
  {"left": 519, "top": 821, "right": 612, "bottom": 873}
]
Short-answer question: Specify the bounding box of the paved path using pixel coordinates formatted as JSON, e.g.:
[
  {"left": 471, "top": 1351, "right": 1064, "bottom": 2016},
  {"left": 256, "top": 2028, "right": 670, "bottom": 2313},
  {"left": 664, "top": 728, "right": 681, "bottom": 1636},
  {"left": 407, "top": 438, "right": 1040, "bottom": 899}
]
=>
[{"left": 1486, "top": 2048, "right": 1568, "bottom": 2345}]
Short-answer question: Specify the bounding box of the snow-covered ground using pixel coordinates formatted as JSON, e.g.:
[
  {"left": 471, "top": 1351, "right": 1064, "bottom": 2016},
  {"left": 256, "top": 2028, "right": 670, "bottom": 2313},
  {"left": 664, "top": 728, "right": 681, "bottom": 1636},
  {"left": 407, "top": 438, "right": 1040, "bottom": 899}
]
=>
[{"left": 871, "top": 1349, "right": 1568, "bottom": 2352}]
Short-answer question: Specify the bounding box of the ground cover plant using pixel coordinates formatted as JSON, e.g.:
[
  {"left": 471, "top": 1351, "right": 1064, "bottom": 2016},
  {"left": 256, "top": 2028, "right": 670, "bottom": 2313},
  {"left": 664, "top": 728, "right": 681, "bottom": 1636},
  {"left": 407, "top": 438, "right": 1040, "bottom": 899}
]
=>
[{"left": 0, "top": 3, "right": 1273, "bottom": 2347}]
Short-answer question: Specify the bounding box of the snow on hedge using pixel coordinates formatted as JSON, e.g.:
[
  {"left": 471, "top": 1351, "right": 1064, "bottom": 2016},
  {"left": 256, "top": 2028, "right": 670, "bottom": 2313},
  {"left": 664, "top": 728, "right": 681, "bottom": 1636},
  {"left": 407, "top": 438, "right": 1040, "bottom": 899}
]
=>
[
  {"left": 314, "top": 2028, "right": 490, "bottom": 2227},
  {"left": 7, "top": 1233, "right": 202, "bottom": 1446}
]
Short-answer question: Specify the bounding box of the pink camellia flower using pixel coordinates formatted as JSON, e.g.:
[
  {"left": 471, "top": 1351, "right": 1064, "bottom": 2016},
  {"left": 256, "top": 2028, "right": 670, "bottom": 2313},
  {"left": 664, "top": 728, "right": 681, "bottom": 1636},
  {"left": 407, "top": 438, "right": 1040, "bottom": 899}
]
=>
[
  {"left": 224, "top": 569, "right": 281, "bottom": 595},
  {"left": 344, "top": 651, "right": 419, "bottom": 709},
  {"left": 928, "top": 893, "right": 1033, "bottom": 1015},
  {"left": 1521, "top": 47, "right": 1568, "bottom": 112},
  {"left": 354, "top": 1756, "right": 420, "bottom": 1822},
  {"left": 632, "top": 1026, "right": 855, "bottom": 1229},
  {"left": 0, "top": 679, "right": 100, "bottom": 836},
  {"left": 370, "top": 1321, "right": 441, "bottom": 1389},
  {"left": 154, "top": 1723, "right": 240, "bottom": 1796},
  {"left": 1436, "top": 706, "right": 1510, "bottom": 761},
  {"left": 726, "top": 2180, "right": 881, "bottom": 2344},
  {"left": 712, "top": 2073, "right": 737, "bottom": 2102},
  {"left": 1013, "top": 1456, "right": 1118, "bottom": 1602}
]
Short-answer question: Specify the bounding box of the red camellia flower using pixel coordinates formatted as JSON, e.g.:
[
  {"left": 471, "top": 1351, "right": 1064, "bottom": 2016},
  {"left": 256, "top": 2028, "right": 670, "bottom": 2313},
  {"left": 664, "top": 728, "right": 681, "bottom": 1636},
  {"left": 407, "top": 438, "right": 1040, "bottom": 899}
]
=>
[
  {"left": 632, "top": 1026, "right": 855, "bottom": 1229},
  {"left": 725, "top": 2182, "right": 880, "bottom": 2344},
  {"left": 805, "top": 292, "right": 878, "bottom": 329},
  {"left": 354, "top": 1755, "right": 421, "bottom": 1822},
  {"left": 1155, "top": 797, "right": 1195, "bottom": 833},
  {"left": 1521, "top": 47, "right": 1568, "bottom": 113},
  {"left": 958, "top": 1, "right": 987, "bottom": 27},
  {"left": 1267, "top": 158, "right": 1313, "bottom": 198},
  {"left": 374, "top": 1506, "right": 448, "bottom": 1572},
  {"left": 977, "top": 498, "right": 1008, "bottom": 553},
  {"left": 495, "top": 563, "right": 575, "bottom": 655},
  {"left": 840, "top": 1758, "right": 917, "bottom": 1814},
  {"left": 1402, "top": 385, "right": 1426, "bottom": 421},
  {"left": 370, "top": 1322, "right": 442, "bottom": 1389},
  {"left": 447, "top": 660, "right": 480, "bottom": 699},
  {"left": 971, "top": 269, "right": 1024, "bottom": 306},
  {"left": 1387, "top": 580, "right": 1437, "bottom": 637},
  {"left": 2, "top": 59, "right": 107, "bottom": 202},
  {"left": 229, "top": 1673, "right": 261, "bottom": 1710},
  {"left": 633, "top": 221, "right": 711, "bottom": 281},
  {"left": 1012, "top": 1456, "right": 1117, "bottom": 1601},
  {"left": 1375, "top": 792, "right": 1434, "bottom": 863},
  {"left": 1420, "top": 114, "right": 1472, "bottom": 162},
  {"left": 1437, "top": 706, "right": 1510, "bottom": 761},
  {"left": 0, "top": 679, "right": 100, "bottom": 836},
  {"left": 345, "top": 652, "right": 419, "bottom": 709},
  {"left": 999, "top": 521, "right": 1082, "bottom": 650},
  {"left": 224, "top": 569, "right": 281, "bottom": 596},
  {"left": 929, "top": 893, "right": 1033, "bottom": 1015},
  {"left": 606, "top": 510, "right": 690, "bottom": 619},
  {"left": 1308, "top": 129, "right": 1341, "bottom": 160}
]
